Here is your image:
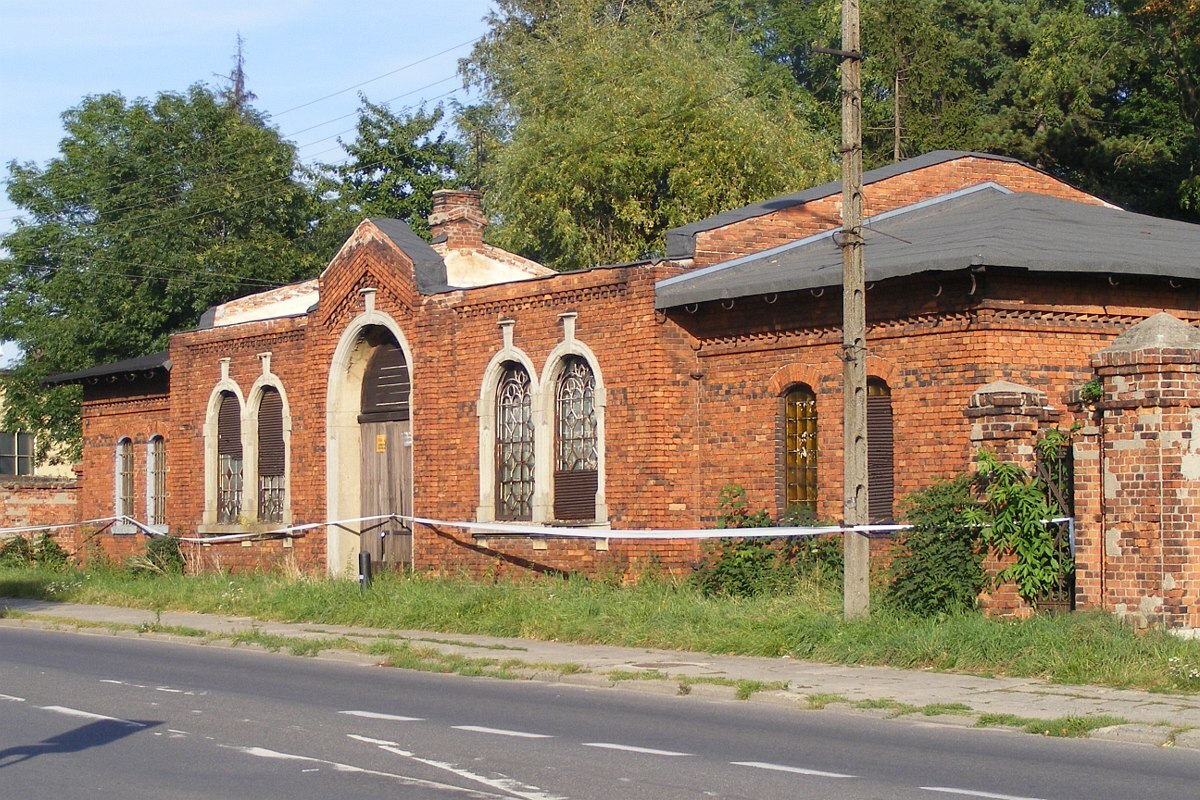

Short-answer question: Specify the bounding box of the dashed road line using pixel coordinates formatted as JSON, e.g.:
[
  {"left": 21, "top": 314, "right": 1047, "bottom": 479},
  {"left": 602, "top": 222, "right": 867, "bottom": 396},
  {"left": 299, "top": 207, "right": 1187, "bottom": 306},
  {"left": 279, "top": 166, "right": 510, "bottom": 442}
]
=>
[
  {"left": 731, "top": 761, "right": 856, "bottom": 779},
  {"left": 40, "top": 705, "right": 145, "bottom": 727},
  {"left": 0, "top": 693, "right": 26, "bottom": 702},
  {"left": 452, "top": 725, "right": 553, "bottom": 739},
  {"left": 339, "top": 709, "right": 424, "bottom": 722},
  {"left": 581, "top": 742, "right": 692, "bottom": 757},
  {"left": 922, "top": 787, "right": 1049, "bottom": 800}
]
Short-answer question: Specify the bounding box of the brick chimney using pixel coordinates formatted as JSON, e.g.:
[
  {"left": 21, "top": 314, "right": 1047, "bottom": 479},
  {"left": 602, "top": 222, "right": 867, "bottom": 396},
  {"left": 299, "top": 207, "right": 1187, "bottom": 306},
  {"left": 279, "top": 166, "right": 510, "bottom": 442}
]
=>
[{"left": 429, "top": 189, "right": 487, "bottom": 250}]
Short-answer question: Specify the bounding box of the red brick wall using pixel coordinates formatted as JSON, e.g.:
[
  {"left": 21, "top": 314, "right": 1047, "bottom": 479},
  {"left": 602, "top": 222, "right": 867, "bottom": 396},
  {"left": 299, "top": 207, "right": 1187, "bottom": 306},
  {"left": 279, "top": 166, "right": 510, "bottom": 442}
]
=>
[{"left": 690, "top": 158, "right": 1108, "bottom": 268}]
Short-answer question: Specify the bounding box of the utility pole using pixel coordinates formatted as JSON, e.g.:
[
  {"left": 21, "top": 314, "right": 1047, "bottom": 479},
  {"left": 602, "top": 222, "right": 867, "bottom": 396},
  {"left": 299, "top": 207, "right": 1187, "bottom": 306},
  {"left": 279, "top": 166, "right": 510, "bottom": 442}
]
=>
[{"left": 840, "top": 0, "right": 870, "bottom": 619}]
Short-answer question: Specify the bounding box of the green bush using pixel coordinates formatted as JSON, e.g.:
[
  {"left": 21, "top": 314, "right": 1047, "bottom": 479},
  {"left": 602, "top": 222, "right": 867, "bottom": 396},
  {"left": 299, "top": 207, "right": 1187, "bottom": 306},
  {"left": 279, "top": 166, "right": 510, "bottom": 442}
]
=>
[
  {"left": 888, "top": 473, "right": 985, "bottom": 616},
  {"left": 0, "top": 533, "right": 69, "bottom": 570},
  {"left": 129, "top": 536, "right": 185, "bottom": 576}
]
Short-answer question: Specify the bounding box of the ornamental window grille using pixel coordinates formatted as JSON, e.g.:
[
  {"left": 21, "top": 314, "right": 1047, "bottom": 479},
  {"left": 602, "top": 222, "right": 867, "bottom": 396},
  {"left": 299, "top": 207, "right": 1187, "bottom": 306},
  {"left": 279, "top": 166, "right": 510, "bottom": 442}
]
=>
[
  {"left": 217, "top": 391, "right": 243, "bottom": 524},
  {"left": 867, "top": 378, "right": 894, "bottom": 523},
  {"left": 0, "top": 431, "right": 34, "bottom": 476},
  {"left": 117, "top": 438, "right": 134, "bottom": 519},
  {"left": 257, "top": 387, "right": 285, "bottom": 523},
  {"left": 148, "top": 436, "right": 166, "bottom": 526},
  {"left": 784, "top": 385, "right": 818, "bottom": 513},
  {"left": 554, "top": 357, "right": 598, "bottom": 520},
  {"left": 495, "top": 363, "right": 534, "bottom": 521}
]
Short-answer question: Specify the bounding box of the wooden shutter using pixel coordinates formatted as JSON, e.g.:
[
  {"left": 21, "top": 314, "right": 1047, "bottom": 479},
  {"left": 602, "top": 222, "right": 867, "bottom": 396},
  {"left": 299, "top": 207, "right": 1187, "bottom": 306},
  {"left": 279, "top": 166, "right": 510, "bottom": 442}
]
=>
[
  {"left": 218, "top": 393, "right": 242, "bottom": 457},
  {"left": 867, "top": 381, "right": 894, "bottom": 523},
  {"left": 554, "top": 470, "right": 598, "bottom": 520},
  {"left": 360, "top": 343, "right": 410, "bottom": 422},
  {"left": 258, "top": 388, "right": 284, "bottom": 477}
]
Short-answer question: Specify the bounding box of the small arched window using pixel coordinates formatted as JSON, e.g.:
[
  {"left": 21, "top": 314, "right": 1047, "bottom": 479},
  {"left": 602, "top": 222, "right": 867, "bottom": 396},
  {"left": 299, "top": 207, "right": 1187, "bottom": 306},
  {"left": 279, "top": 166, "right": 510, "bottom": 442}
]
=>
[
  {"left": 116, "top": 438, "right": 134, "bottom": 519},
  {"left": 784, "top": 385, "right": 818, "bottom": 514},
  {"left": 217, "top": 391, "right": 243, "bottom": 523},
  {"left": 495, "top": 363, "right": 534, "bottom": 521},
  {"left": 360, "top": 340, "right": 410, "bottom": 422},
  {"left": 554, "top": 357, "right": 598, "bottom": 520},
  {"left": 147, "top": 436, "right": 166, "bottom": 527},
  {"left": 867, "top": 378, "right": 894, "bottom": 523},
  {"left": 257, "top": 387, "right": 285, "bottom": 523}
]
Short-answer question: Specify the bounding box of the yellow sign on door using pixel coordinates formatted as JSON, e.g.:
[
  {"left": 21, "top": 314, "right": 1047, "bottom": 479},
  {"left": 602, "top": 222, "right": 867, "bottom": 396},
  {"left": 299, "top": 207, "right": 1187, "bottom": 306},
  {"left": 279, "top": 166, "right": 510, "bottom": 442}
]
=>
[{"left": 376, "top": 433, "right": 387, "bottom": 453}]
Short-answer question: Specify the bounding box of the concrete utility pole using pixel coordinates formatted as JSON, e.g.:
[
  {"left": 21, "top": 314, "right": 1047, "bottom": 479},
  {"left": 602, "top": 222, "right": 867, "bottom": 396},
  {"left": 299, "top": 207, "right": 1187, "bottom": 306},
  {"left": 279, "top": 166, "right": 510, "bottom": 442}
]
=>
[{"left": 839, "top": 0, "right": 871, "bottom": 619}]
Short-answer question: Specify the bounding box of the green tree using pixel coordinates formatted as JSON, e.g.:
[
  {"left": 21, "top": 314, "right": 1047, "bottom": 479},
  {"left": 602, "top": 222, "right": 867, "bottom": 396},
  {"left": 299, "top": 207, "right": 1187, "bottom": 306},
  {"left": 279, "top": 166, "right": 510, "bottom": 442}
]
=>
[
  {"left": 318, "top": 97, "right": 460, "bottom": 240},
  {"left": 0, "top": 84, "right": 327, "bottom": 457},
  {"left": 462, "top": 0, "right": 836, "bottom": 270}
]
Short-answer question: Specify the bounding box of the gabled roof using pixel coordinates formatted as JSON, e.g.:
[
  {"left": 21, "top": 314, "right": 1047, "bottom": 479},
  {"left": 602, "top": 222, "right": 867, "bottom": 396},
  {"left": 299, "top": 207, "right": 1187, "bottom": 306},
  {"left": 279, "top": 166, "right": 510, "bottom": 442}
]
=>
[
  {"left": 367, "top": 217, "right": 453, "bottom": 294},
  {"left": 665, "top": 151, "right": 1027, "bottom": 259},
  {"left": 44, "top": 351, "right": 171, "bottom": 386},
  {"left": 655, "top": 187, "right": 1200, "bottom": 309}
]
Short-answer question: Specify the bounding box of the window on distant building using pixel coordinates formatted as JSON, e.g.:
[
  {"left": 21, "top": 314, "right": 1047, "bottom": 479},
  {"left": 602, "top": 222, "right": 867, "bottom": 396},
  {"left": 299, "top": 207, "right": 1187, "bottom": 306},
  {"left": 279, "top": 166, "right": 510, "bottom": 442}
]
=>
[
  {"left": 147, "top": 435, "right": 166, "bottom": 528},
  {"left": 495, "top": 362, "right": 535, "bottom": 521},
  {"left": 0, "top": 431, "right": 34, "bottom": 476},
  {"left": 783, "top": 384, "right": 818, "bottom": 515},
  {"left": 116, "top": 438, "right": 134, "bottom": 519},
  {"left": 217, "top": 391, "right": 243, "bottom": 523},
  {"left": 553, "top": 356, "right": 599, "bottom": 521},
  {"left": 867, "top": 378, "right": 894, "bottom": 523},
  {"left": 257, "top": 387, "right": 285, "bottom": 523}
]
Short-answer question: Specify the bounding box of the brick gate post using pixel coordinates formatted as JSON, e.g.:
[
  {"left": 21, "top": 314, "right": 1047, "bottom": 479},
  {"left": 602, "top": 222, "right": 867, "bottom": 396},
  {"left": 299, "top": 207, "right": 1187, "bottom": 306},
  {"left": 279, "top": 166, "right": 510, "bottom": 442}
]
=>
[{"left": 1092, "top": 313, "right": 1200, "bottom": 631}]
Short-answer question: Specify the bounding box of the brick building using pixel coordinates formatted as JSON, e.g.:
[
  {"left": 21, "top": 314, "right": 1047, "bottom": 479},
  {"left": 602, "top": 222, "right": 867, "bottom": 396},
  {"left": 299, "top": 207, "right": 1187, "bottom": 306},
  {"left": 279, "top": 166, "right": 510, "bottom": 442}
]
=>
[{"left": 48, "top": 151, "right": 1200, "bottom": 628}]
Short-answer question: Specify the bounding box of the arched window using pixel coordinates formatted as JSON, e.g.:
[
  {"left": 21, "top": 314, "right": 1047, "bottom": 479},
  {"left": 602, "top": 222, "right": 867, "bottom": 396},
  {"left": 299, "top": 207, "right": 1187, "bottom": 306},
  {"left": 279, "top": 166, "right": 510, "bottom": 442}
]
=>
[
  {"left": 867, "top": 378, "right": 894, "bottom": 523},
  {"left": 217, "top": 391, "right": 243, "bottom": 523},
  {"left": 496, "top": 363, "right": 534, "bottom": 521},
  {"left": 257, "top": 387, "right": 285, "bottom": 523},
  {"left": 116, "top": 438, "right": 134, "bottom": 519},
  {"left": 554, "top": 356, "right": 598, "bottom": 520},
  {"left": 784, "top": 384, "right": 818, "bottom": 514},
  {"left": 147, "top": 436, "right": 166, "bottom": 527}
]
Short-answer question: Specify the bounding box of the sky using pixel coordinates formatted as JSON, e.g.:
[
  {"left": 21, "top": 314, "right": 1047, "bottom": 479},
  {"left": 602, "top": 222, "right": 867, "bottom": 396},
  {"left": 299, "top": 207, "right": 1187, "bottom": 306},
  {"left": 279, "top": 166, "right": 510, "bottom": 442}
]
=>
[{"left": 0, "top": 0, "right": 498, "bottom": 365}]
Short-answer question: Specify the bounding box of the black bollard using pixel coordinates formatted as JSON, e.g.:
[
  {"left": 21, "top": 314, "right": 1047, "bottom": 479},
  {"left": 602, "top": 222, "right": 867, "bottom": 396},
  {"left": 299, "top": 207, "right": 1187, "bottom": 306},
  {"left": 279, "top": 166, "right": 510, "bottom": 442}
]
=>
[{"left": 358, "top": 551, "right": 373, "bottom": 590}]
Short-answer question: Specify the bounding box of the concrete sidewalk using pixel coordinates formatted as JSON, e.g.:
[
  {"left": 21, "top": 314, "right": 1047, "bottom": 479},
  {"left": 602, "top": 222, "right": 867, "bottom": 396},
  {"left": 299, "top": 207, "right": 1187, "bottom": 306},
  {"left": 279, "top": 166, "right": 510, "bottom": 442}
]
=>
[{"left": 4, "top": 596, "right": 1200, "bottom": 751}]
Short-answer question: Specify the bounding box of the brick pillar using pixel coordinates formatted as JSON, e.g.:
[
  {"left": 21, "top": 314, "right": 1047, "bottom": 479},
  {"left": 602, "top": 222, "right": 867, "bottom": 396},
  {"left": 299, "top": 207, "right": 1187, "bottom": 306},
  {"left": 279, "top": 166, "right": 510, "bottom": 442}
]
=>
[
  {"left": 965, "top": 381, "right": 1061, "bottom": 617},
  {"left": 1064, "top": 394, "right": 1103, "bottom": 614},
  {"left": 1092, "top": 312, "right": 1200, "bottom": 631}
]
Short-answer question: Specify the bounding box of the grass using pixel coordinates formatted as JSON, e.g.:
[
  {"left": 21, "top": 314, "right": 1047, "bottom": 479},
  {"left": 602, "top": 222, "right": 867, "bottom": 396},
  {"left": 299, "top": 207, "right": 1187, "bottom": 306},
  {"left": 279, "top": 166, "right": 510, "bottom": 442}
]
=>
[
  {"left": 976, "top": 712, "right": 1131, "bottom": 737},
  {"left": 5, "top": 564, "right": 1200, "bottom": 693}
]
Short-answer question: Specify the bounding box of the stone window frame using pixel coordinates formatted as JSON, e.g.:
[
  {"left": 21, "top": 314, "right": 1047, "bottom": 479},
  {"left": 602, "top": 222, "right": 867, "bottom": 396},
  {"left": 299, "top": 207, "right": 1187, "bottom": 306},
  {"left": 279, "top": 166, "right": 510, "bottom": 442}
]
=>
[
  {"left": 539, "top": 340, "right": 608, "bottom": 525},
  {"left": 146, "top": 435, "right": 168, "bottom": 532},
  {"left": 477, "top": 340, "right": 544, "bottom": 524},
  {"left": 201, "top": 376, "right": 246, "bottom": 531},
  {"left": 245, "top": 370, "right": 292, "bottom": 527},
  {"left": 113, "top": 436, "right": 137, "bottom": 534}
]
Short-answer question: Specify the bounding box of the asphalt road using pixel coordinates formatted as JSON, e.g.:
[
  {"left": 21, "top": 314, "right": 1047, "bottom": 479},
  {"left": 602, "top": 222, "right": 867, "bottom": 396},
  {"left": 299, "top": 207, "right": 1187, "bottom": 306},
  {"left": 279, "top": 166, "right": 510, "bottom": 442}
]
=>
[{"left": 1, "top": 626, "right": 1197, "bottom": 799}]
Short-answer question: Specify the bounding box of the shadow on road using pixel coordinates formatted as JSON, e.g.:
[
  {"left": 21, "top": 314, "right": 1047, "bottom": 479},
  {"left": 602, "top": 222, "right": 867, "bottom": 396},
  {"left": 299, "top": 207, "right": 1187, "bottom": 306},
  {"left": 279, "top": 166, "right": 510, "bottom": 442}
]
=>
[{"left": 0, "top": 718, "right": 161, "bottom": 768}]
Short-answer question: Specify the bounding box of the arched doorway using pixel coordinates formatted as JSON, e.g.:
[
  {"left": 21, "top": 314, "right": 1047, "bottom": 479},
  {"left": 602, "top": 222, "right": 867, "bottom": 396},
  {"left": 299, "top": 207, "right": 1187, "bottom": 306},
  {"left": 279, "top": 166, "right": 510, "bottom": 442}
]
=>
[
  {"left": 327, "top": 315, "right": 414, "bottom": 575},
  {"left": 358, "top": 331, "right": 412, "bottom": 567}
]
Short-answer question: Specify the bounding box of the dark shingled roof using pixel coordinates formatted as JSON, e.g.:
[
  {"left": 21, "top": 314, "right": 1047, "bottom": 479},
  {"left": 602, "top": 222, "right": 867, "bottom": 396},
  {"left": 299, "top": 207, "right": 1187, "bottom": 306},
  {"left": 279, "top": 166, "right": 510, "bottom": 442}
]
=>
[
  {"left": 654, "top": 187, "right": 1200, "bottom": 309},
  {"left": 44, "top": 351, "right": 171, "bottom": 386},
  {"left": 369, "top": 217, "right": 453, "bottom": 294},
  {"left": 664, "top": 150, "right": 1027, "bottom": 259}
]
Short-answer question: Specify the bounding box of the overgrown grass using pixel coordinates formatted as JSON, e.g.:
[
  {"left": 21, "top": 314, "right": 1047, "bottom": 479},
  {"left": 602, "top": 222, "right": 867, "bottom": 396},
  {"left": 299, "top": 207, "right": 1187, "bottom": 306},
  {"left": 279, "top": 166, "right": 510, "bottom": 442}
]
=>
[{"left": 4, "top": 564, "right": 1200, "bottom": 693}]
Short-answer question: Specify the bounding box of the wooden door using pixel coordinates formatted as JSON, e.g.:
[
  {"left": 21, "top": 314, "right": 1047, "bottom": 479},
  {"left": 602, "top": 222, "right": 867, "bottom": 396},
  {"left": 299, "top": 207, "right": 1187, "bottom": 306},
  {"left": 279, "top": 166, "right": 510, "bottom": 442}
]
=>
[{"left": 359, "top": 420, "right": 412, "bottom": 568}]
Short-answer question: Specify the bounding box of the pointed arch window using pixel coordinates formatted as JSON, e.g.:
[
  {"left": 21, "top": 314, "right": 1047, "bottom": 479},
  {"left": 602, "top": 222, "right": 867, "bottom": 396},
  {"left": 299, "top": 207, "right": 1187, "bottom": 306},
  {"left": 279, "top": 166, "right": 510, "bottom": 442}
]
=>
[
  {"left": 784, "top": 385, "right": 818, "bottom": 514},
  {"left": 116, "top": 438, "right": 135, "bottom": 519},
  {"left": 554, "top": 357, "right": 598, "bottom": 520},
  {"left": 217, "top": 391, "right": 243, "bottom": 523},
  {"left": 147, "top": 436, "right": 166, "bottom": 527},
  {"left": 257, "top": 387, "right": 285, "bottom": 523},
  {"left": 495, "top": 363, "right": 534, "bottom": 521},
  {"left": 867, "top": 378, "right": 895, "bottom": 523}
]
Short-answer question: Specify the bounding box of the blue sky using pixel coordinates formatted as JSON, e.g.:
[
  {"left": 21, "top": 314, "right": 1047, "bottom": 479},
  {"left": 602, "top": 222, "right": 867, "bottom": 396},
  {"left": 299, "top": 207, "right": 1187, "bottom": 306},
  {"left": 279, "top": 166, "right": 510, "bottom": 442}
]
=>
[{"left": 0, "top": 0, "right": 497, "bottom": 364}]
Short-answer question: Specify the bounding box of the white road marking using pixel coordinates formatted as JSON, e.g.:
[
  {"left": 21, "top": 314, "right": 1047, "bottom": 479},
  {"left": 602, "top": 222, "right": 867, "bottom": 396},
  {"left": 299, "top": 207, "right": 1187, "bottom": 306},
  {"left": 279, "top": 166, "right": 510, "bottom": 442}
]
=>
[
  {"left": 452, "top": 725, "right": 553, "bottom": 739},
  {"left": 348, "top": 734, "right": 399, "bottom": 746},
  {"left": 581, "top": 742, "right": 692, "bottom": 757},
  {"left": 40, "top": 705, "right": 145, "bottom": 728},
  {"left": 339, "top": 709, "right": 424, "bottom": 722},
  {"left": 155, "top": 686, "right": 183, "bottom": 693},
  {"left": 377, "top": 744, "right": 568, "bottom": 800},
  {"left": 225, "top": 745, "right": 509, "bottom": 798},
  {"left": 101, "top": 679, "right": 146, "bottom": 688},
  {"left": 0, "top": 693, "right": 25, "bottom": 702},
  {"left": 922, "top": 788, "right": 1049, "bottom": 800},
  {"left": 731, "top": 761, "right": 855, "bottom": 779}
]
